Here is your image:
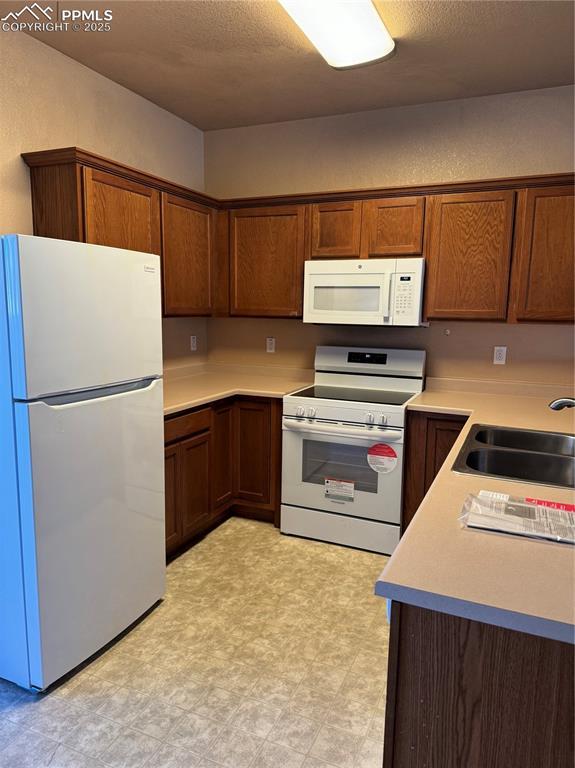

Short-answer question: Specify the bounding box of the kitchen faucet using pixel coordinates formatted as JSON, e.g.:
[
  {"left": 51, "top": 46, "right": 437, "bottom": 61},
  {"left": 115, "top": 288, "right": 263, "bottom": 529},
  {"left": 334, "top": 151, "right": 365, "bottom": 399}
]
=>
[{"left": 549, "top": 397, "right": 575, "bottom": 410}]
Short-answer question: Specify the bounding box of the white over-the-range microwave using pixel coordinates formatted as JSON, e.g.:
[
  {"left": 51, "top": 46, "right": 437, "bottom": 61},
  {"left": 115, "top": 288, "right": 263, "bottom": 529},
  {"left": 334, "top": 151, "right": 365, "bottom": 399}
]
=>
[{"left": 303, "top": 258, "right": 425, "bottom": 326}]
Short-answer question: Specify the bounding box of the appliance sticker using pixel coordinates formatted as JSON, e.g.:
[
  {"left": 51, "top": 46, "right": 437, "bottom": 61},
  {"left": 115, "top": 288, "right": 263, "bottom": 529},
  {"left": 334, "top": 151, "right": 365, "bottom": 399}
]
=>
[
  {"left": 367, "top": 444, "right": 398, "bottom": 474},
  {"left": 325, "top": 477, "right": 355, "bottom": 502}
]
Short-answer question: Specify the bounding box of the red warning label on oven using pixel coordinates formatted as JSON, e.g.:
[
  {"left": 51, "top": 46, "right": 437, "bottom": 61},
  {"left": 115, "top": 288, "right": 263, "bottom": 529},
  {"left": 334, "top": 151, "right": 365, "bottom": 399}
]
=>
[{"left": 367, "top": 444, "right": 398, "bottom": 474}]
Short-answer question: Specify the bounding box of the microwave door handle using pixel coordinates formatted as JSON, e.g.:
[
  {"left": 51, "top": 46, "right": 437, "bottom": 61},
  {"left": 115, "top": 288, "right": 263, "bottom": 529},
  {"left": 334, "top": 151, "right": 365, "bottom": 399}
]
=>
[
  {"left": 380, "top": 273, "right": 392, "bottom": 319},
  {"left": 283, "top": 418, "right": 402, "bottom": 441}
]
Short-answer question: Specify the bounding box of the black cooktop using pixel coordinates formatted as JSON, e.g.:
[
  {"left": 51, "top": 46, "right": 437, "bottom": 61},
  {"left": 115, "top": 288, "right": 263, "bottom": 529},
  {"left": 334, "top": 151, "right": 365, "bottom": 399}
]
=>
[{"left": 294, "top": 386, "right": 414, "bottom": 406}]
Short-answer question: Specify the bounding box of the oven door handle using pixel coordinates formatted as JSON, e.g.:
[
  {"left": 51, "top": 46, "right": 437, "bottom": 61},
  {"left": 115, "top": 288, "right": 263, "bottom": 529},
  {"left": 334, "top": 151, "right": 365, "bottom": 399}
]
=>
[{"left": 282, "top": 417, "right": 402, "bottom": 441}]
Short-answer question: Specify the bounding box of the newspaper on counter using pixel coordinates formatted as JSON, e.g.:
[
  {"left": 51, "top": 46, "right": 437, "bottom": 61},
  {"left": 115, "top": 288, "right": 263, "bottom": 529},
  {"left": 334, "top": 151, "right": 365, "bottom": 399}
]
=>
[{"left": 460, "top": 490, "right": 575, "bottom": 545}]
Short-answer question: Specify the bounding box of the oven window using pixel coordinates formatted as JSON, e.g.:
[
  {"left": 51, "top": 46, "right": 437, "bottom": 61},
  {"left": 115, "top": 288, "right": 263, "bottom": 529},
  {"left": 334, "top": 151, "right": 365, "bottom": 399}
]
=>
[
  {"left": 313, "top": 286, "right": 380, "bottom": 312},
  {"left": 302, "top": 439, "right": 378, "bottom": 493}
]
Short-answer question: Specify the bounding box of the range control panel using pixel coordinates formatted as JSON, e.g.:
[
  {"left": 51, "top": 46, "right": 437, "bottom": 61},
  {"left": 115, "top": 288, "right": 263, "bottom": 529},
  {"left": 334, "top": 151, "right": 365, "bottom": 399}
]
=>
[{"left": 283, "top": 397, "right": 407, "bottom": 429}]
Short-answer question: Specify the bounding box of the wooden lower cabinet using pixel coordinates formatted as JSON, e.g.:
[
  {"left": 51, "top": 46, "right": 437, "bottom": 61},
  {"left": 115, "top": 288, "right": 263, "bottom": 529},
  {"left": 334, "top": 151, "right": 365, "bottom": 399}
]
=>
[
  {"left": 164, "top": 396, "right": 282, "bottom": 555},
  {"left": 180, "top": 432, "right": 212, "bottom": 541},
  {"left": 403, "top": 410, "right": 467, "bottom": 530},
  {"left": 164, "top": 419, "right": 214, "bottom": 556},
  {"left": 234, "top": 399, "right": 272, "bottom": 505},
  {"left": 164, "top": 443, "right": 181, "bottom": 553},
  {"left": 233, "top": 398, "right": 282, "bottom": 524},
  {"left": 211, "top": 400, "right": 234, "bottom": 511},
  {"left": 384, "top": 602, "right": 574, "bottom": 768}
]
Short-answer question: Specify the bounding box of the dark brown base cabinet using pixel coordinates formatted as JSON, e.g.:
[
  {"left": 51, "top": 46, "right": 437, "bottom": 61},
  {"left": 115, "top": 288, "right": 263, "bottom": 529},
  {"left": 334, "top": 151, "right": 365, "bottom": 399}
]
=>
[
  {"left": 402, "top": 410, "right": 467, "bottom": 531},
  {"left": 389, "top": 410, "right": 574, "bottom": 765},
  {"left": 164, "top": 396, "right": 282, "bottom": 556},
  {"left": 384, "top": 602, "right": 574, "bottom": 768}
]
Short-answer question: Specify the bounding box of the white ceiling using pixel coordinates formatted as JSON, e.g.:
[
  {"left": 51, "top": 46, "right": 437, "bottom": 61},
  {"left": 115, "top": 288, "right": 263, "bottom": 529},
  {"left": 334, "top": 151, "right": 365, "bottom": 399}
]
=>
[{"left": 25, "top": 0, "right": 575, "bottom": 130}]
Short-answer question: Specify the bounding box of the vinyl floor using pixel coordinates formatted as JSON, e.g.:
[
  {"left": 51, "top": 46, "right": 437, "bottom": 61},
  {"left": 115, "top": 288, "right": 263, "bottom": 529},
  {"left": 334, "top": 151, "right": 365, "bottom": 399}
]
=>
[{"left": 0, "top": 518, "right": 389, "bottom": 767}]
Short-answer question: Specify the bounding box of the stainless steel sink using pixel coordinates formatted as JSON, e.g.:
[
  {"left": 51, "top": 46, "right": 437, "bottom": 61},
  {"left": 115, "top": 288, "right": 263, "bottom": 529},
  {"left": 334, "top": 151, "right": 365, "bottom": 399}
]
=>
[
  {"left": 453, "top": 424, "right": 575, "bottom": 489},
  {"left": 474, "top": 427, "right": 575, "bottom": 457}
]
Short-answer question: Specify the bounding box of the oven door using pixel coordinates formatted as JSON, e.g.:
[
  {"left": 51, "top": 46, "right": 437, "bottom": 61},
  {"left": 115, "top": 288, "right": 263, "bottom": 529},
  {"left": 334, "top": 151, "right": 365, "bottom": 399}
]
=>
[
  {"left": 303, "top": 271, "right": 391, "bottom": 325},
  {"left": 282, "top": 417, "right": 403, "bottom": 523}
]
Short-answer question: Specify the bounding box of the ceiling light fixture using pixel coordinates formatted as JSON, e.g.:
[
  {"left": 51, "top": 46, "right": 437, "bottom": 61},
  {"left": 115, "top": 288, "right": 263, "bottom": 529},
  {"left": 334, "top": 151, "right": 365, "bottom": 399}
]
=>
[{"left": 278, "top": 0, "right": 395, "bottom": 70}]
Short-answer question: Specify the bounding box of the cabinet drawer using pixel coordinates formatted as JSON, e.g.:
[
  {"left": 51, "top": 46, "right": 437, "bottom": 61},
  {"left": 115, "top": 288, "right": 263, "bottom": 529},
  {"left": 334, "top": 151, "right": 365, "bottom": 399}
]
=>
[{"left": 164, "top": 408, "right": 211, "bottom": 443}]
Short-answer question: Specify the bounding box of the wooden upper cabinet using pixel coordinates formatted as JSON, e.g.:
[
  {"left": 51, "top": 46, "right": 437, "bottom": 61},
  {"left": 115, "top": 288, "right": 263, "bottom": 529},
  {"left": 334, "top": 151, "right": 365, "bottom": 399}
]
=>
[
  {"left": 509, "top": 186, "right": 575, "bottom": 323},
  {"left": 230, "top": 205, "right": 306, "bottom": 317},
  {"left": 310, "top": 201, "right": 362, "bottom": 258},
  {"left": 83, "top": 168, "right": 161, "bottom": 254},
  {"left": 425, "top": 190, "right": 515, "bottom": 320},
  {"left": 161, "top": 194, "right": 214, "bottom": 316},
  {"left": 360, "top": 196, "right": 425, "bottom": 257}
]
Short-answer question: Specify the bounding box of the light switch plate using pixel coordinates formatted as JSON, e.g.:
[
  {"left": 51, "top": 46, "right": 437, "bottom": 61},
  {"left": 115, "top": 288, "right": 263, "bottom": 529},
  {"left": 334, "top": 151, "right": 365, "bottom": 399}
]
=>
[
  {"left": 190, "top": 335, "right": 198, "bottom": 352},
  {"left": 266, "top": 337, "right": 276, "bottom": 353}
]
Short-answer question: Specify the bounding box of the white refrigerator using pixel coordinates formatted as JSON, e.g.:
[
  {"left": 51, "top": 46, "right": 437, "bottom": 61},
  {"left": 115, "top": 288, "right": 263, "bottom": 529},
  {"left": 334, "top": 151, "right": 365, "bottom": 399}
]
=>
[{"left": 0, "top": 235, "right": 165, "bottom": 691}]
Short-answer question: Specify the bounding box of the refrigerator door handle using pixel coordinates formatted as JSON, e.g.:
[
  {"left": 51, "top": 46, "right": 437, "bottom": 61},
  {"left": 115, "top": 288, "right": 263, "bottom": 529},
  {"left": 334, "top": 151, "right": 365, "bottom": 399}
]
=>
[{"left": 23, "top": 377, "right": 162, "bottom": 408}]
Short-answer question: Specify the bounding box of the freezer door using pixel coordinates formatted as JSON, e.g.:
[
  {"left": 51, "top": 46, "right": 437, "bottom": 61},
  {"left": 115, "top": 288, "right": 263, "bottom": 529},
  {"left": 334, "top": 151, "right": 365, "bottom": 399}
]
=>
[
  {"left": 3, "top": 235, "right": 162, "bottom": 399},
  {"left": 15, "top": 378, "right": 165, "bottom": 690}
]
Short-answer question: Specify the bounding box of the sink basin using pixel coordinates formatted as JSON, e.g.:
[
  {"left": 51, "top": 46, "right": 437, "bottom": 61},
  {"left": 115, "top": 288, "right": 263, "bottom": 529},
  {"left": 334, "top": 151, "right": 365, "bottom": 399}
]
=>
[
  {"left": 453, "top": 424, "right": 575, "bottom": 489},
  {"left": 474, "top": 427, "right": 575, "bottom": 457},
  {"left": 465, "top": 449, "right": 575, "bottom": 488}
]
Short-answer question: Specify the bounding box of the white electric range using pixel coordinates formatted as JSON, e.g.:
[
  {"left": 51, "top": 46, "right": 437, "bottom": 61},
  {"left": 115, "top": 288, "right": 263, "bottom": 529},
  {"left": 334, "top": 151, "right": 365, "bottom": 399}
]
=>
[{"left": 281, "top": 346, "right": 426, "bottom": 554}]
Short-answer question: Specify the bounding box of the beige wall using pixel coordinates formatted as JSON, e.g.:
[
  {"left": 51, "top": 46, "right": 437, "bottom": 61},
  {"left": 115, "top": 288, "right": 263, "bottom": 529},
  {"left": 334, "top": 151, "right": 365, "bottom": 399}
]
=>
[
  {"left": 204, "top": 86, "right": 574, "bottom": 198},
  {"left": 207, "top": 318, "right": 574, "bottom": 387},
  {"left": 0, "top": 34, "right": 204, "bottom": 236},
  {"left": 0, "top": 33, "right": 206, "bottom": 366}
]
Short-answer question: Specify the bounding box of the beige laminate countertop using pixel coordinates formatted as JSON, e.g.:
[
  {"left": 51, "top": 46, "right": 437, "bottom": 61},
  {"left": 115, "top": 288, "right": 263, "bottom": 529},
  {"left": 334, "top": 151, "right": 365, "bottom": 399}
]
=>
[
  {"left": 163, "top": 366, "right": 313, "bottom": 415},
  {"left": 376, "top": 388, "right": 575, "bottom": 643}
]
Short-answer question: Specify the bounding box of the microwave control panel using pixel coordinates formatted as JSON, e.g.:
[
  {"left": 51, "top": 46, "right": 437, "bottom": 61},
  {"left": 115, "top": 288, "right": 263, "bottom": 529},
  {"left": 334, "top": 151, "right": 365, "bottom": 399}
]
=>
[{"left": 391, "top": 266, "right": 424, "bottom": 326}]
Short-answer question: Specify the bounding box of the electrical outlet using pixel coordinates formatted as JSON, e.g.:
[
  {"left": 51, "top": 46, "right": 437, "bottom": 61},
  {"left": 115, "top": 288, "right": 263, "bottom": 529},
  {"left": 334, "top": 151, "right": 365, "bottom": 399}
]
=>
[
  {"left": 190, "top": 335, "right": 198, "bottom": 352},
  {"left": 493, "top": 346, "right": 507, "bottom": 365},
  {"left": 266, "top": 336, "right": 276, "bottom": 353}
]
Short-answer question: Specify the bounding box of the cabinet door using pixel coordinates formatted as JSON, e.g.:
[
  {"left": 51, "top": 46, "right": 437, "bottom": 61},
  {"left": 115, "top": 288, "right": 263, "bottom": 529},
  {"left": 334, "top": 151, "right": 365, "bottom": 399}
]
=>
[
  {"left": 509, "top": 186, "right": 574, "bottom": 323},
  {"left": 424, "top": 417, "right": 466, "bottom": 489},
  {"left": 230, "top": 206, "right": 306, "bottom": 317},
  {"left": 310, "top": 202, "right": 362, "bottom": 258},
  {"left": 211, "top": 211, "right": 230, "bottom": 316},
  {"left": 83, "top": 168, "right": 161, "bottom": 254},
  {"left": 403, "top": 411, "right": 467, "bottom": 531},
  {"left": 360, "top": 196, "right": 425, "bottom": 257},
  {"left": 164, "top": 444, "right": 181, "bottom": 555},
  {"left": 180, "top": 432, "right": 212, "bottom": 543},
  {"left": 425, "top": 191, "right": 515, "bottom": 319},
  {"left": 212, "top": 402, "right": 234, "bottom": 511},
  {"left": 234, "top": 399, "right": 272, "bottom": 505},
  {"left": 161, "top": 194, "right": 214, "bottom": 316}
]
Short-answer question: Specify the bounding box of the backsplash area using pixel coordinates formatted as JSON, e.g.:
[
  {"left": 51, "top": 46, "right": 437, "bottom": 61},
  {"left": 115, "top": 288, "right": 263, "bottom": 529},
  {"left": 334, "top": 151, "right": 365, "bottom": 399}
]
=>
[
  {"left": 205, "top": 317, "right": 575, "bottom": 386},
  {"left": 162, "top": 317, "right": 208, "bottom": 369}
]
